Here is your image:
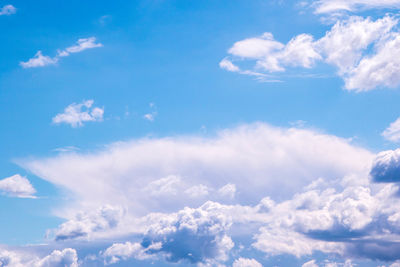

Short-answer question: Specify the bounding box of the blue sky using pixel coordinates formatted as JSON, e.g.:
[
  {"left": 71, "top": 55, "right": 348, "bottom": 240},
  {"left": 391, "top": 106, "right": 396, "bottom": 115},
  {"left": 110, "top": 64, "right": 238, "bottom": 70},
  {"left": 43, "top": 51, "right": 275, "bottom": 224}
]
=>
[{"left": 3, "top": 0, "right": 400, "bottom": 266}]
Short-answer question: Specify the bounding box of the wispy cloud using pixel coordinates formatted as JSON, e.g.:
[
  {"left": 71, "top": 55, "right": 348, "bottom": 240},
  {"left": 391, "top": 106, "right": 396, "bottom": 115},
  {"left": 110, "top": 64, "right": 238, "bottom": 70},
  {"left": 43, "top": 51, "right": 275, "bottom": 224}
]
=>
[
  {"left": 20, "top": 37, "right": 102, "bottom": 68},
  {"left": 0, "top": 4, "right": 16, "bottom": 16},
  {"left": 52, "top": 100, "right": 104, "bottom": 128},
  {"left": 143, "top": 102, "right": 157, "bottom": 122},
  {"left": 382, "top": 117, "right": 400, "bottom": 142},
  {"left": 309, "top": 0, "right": 400, "bottom": 14}
]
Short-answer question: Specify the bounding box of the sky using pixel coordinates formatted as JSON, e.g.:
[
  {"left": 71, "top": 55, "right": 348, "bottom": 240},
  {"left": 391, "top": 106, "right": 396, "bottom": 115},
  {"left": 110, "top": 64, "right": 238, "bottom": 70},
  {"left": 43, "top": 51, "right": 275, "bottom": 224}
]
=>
[{"left": 3, "top": 0, "right": 400, "bottom": 266}]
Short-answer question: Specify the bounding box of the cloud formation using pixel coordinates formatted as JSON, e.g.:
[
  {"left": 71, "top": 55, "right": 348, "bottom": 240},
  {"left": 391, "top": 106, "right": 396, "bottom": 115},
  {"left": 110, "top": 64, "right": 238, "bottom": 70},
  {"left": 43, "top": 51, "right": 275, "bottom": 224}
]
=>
[
  {"left": 232, "top": 258, "right": 263, "bottom": 267},
  {"left": 370, "top": 149, "right": 400, "bottom": 183},
  {"left": 103, "top": 201, "right": 234, "bottom": 265},
  {"left": 52, "top": 100, "right": 104, "bottom": 127},
  {"left": 0, "top": 248, "right": 78, "bottom": 267},
  {"left": 310, "top": 0, "right": 400, "bottom": 14},
  {"left": 52, "top": 205, "right": 124, "bottom": 241},
  {"left": 20, "top": 37, "right": 102, "bottom": 68},
  {"left": 221, "top": 15, "right": 400, "bottom": 91},
  {"left": 0, "top": 174, "right": 36, "bottom": 198},
  {"left": 383, "top": 118, "right": 400, "bottom": 142},
  {"left": 0, "top": 5, "right": 16, "bottom": 16},
  {"left": 21, "top": 123, "right": 372, "bottom": 220}
]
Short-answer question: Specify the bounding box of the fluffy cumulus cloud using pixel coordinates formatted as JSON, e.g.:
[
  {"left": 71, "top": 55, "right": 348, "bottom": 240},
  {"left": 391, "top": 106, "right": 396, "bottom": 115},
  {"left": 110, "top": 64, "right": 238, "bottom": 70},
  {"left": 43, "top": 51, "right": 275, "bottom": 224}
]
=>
[
  {"left": 17, "top": 122, "right": 389, "bottom": 265},
  {"left": 103, "top": 201, "right": 234, "bottom": 265},
  {"left": 52, "top": 100, "right": 104, "bottom": 127},
  {"left": 20, "top": 37, "right": 102, "bottom": 68},
  {"left": 383, "top": 117, "right": 400, "bottom": 142},
  {"left": 0, "top": 174, "right": 36, "bottom": 198},
  {"left": 52, "top": 205, "right": 124, "bottom": 241},
  {"left": 370, "top": 149, "right": 400, "bottom": 183},
  {"left": 0, "top": 5, "right": 16, "bottom": 16},
  {"left": 221, "top": 15, "right": 400, "bottom": 91},
  {"left": 102, "top": 241, "right": 156, "bottom": 264},
  {"left": 0, "top": 248, "right": 78, "bottom": 267}
]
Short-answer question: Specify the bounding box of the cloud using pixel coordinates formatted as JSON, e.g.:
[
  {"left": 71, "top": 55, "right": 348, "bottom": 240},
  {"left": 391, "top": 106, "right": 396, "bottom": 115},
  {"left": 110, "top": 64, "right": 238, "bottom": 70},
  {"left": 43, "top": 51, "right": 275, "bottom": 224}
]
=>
[
  {"left": 19, "top": 51, "right": 58, "bottom": 68},
  {"left": 20, "top": 37, "right": 102, "bottom": 68},
  {"left": 382, "top": 118, "right": 400, "bottom": 142},
  {"left": 232, "top": 258, "right": 262, "bottom": 267},
  {"left": 34, "top": 249, "right": 78, "bottom": 267},
  {"left": 221, "top": 15, "right": 400, "bottom": 91},
  {"left": 0, "top": 248, "right": 78, "bottom": 267},
  {"left": 370, "top": 149, "right": 400, "bottom": 183},
  {"left": 185, "top": 184, "right": 210, "bottom": 198},
  {"left": 52, "top": 205, "right": 124, "bottom": 241},
  {"left": 302, "top": 260, "right": 319, "bottom": 267},
  {"left": 218, "top": 184, "right": 236, "bottom": 199},
  {"left": 143, "top": 102, "right": 157, "bottom": 122},
  {"left": 310, "top": 0, "right": 400, "bottom": 14},
  {"left": 16, "top": 122, "right": 386, "bottom": 265},
  {"left": 0, "top": 174, "right": 36, "bottom": 198},
  {"left": 52, "top": 100, "right": 104, "bottom": 127},
  {"left": 143, "top": 113, "right": 156, "bottom": 121},
  {"left": 20, "top": 123, "right": 372, "bottom": 221},
  {"left": 62, "top": 37, "right": 103, "bottom": 55},
  {"left": 103, "top": 201, "right": 234, "bottom": 265},
  {"left": 102, "top": 241, "right": 157, "bottom": 264},
  {"left": 0, "top": 5, "right": 16, "bottom": 16}
]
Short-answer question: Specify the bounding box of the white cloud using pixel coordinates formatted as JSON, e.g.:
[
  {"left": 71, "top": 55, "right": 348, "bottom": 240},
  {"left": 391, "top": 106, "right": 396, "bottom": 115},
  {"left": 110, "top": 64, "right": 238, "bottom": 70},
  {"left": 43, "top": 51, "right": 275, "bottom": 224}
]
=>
[
  {"left": 52, "top": 205, "right": 124, "bottom": 241},
  {"left": 34, "top": 249, "right": 78, "bottom": 267},
  {"left": 0, "top": 5, "right": 16, "bottom": 16},
  {"left": 382, "top": 118, "right": 400, "bottom": 142},
  {"left": 143, "top": 175, "right": 182, "bottom": 197},
  {"left": 185, "top": 184, "right": 210, "bottom": 198},
  {"left": 143, "top": 102, "right": 157, "bottom": 122},
  {"left": 52, "top": 100, "right": 104, "bottom": 127},
  {"left": 20, "top": 51, "right": 58, "bottom": 68},
  {"left": 232, "top": 258, "right": 262, "bottom": 267},
  {"left": 62, "top": 37, "right": 103, "bottom": 55},
  {"left": 218, "top": 184, "right": 236, "bottom": 199},
  {"left": 0, "top": 248, "right": 78, "bottom": 267},
  {"left": 221, "top": 15, "right": 400, "bottom": 91},
  {"left": 102, "top": 241, "right": 157, "bottom": 264},
  {"left": 20, "top": 123, "right": 372, "bottom": 222},
  {"left": 316, "top": 16, "right": 396, "bottom": 75},
  {"left": 0, "top": 174, "right": 36, "bottom": 198},
  {"left": 344, "top": 34, "right": 400, "bottom": 91},
  {"left": 20, "top": 37, "right": 102, "bottom": 68},
  {"left": 225, "top": 32, "right": 320, "bottom": 73},
  {"left": 103, "top": 201, "right": 234, "bottom": 265},
  {"left": 370, "top": 148, "right": 400, "bottom": 183},
  {"left": 302, "top": 260, "right": 319, "bottom": 267},
  {"left": 143, "top": 113, "right": 156, "bottom": 121},
  {"left": 219, "top": 58, "right": 240, "bottom": 72},
  {"left": 310, "top": 0, "right": 400, "bottom": 14}
]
